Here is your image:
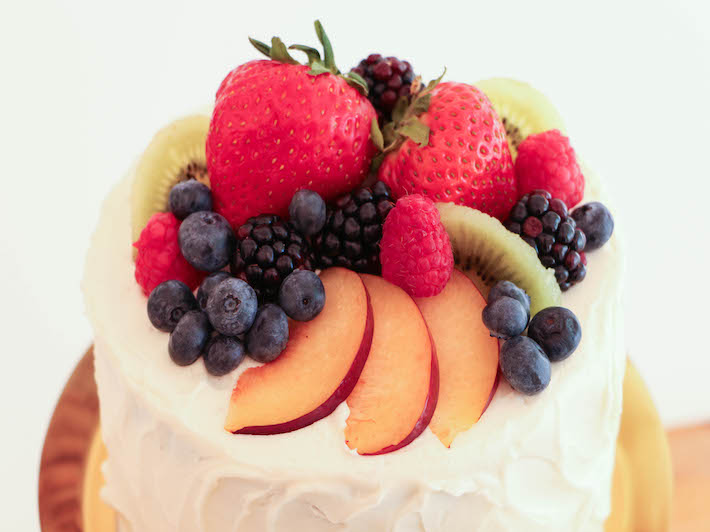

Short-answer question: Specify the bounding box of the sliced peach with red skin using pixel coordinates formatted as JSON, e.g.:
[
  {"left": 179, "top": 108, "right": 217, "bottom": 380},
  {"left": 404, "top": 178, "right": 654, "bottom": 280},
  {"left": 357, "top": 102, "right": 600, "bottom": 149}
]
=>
[
  {"left": 225, "top": 268, "right": 373, "bottom": 435},
  {"left": 345, "top": 274, "right": 439, "bottom": 455},
  {"left": 414, "top": 269, "right": 499, "bottom": 447}
]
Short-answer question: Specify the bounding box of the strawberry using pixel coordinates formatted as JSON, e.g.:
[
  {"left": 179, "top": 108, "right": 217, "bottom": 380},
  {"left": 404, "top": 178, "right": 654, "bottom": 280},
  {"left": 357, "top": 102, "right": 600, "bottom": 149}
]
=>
[
  {"left": 207, "top": 22, "right": 377, "bottom": 228},
  {"left": 377, "top": 81, "right": 516, "bottom": 220}
]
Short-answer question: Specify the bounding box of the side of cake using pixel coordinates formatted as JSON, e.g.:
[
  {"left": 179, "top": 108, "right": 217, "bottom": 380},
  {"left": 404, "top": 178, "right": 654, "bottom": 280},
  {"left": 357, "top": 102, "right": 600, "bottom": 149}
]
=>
[{"left": 84, "top": 21, "right": 624, "bottom": 532}]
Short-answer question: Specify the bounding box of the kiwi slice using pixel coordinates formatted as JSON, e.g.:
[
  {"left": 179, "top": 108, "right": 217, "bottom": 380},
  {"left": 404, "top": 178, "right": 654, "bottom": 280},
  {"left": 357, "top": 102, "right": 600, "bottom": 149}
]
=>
[
  {"left": 475, "top": 78, "right": 566, "bottom": 159},
  {"left": 131, "top": 114, "right": 211, "bottom": 247},
  {"left": 436, "top": 202, "right": 561, "bottom": 316}
]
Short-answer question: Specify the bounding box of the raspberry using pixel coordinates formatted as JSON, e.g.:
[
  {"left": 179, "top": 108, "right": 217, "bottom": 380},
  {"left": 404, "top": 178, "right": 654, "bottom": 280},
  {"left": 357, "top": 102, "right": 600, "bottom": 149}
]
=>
[
  {"left": 515, "top": 130, "right": 584, "bottom": 208},
  {"left": 380, "top": 194, "right": 454, "bottom": 297},
  {"left": 134, "top": 212, "right": 203, "bottom": 296}
]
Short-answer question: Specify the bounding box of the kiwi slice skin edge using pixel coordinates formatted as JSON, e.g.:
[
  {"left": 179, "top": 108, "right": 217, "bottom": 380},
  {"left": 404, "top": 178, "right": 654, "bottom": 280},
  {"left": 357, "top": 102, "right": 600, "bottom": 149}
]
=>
[
  {"left": 475, "top": 78, "right": 566, "bottom": 160},
  {"left": 436, "top": 202, "right": 561, "bottom": 316},
  {"left": 131, "top": 114, "right": 211, "bottom": 252}
]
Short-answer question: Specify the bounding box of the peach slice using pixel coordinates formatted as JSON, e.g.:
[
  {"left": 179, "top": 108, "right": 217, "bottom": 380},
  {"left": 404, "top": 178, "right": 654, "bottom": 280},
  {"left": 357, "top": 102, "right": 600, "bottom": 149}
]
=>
[
  {"left": 414, "top": 269, "right": 499, "bottom": 447},
  {"left": 345, "top": 274, "right": 439, "bottom": 455},
  {"left": 225, "top": 268, "right": 373, "bottom": 435}
]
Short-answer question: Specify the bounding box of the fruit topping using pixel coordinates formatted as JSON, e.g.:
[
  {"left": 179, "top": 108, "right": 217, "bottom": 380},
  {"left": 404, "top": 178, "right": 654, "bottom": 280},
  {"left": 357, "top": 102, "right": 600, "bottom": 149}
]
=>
[
  {"left": 413, "top": 270, "right": 498, "bottom": 447},
  {"left": 504, "top": 191, "right": 588, "bottom": 291},
  {"left": 134, "top": 212, "right": 204, "bottom": 295},
  {"left": 225, "top": 268, "right": 373, "bottom": 434},
  {"left": 571, "top": 202, "right": 614, "bottom": 251},
  {"left": 345, "top": 274, "right": 438, "bottom": 455},
  {"left": 515, "top": 129, "right": 584, "bottom": 208},
  {"left": 196, "top": 271, "right": 232, "bottom": 311},
  {"left": 205, "top": 277, "right": 258, "bottom": 337},
  {"left": 245, "top": 304, "right": 290, "bottom": 363},
  {"left": 488, "top": 280, "right": 531, "bottom": 321},
  {"left": 482, "top": 297, "right": 529, "bottom": 340},
  {"left": 475, "top": 78, "right": 566, "bottom": 160},
  {"left": 207, "top": 22, "right": 377, "bottom": 228},
  {"left": 288, "top": 189, "right": 326, "bottom": 237},
  {"left": 278, "top": 270, "right": 325, "bottom": 322},
  {"left": 146, "top": 280, "right": 198, "bottom": 332},
  {"left": 351, "top": 54, "right": 418, "bottom": 124},
  {"left": 169, "top": 180, "right": 213, "bottom": 221},
  {"left": 378, "top": 81, "right": 516, "bottom": 221},
  {"left": 479, "top": 280, "right": 582, "bottom": 395},
  {"left": 178, "top": 211, "right": 236, "bottom": 272},
  {"left": 313, "top": 181, "right": 394, "bottom": 273},
  {"left": 131, "top": 115, "right": 210, "bottom": 247},
  {"left": 499, "top": 336, "right": 551, "bottom": 396},
  {"left": 380, "top": 194, "right": 454, "bottom": 297},
  {"left": 436, "top": 202, "right": 561, "bottom": 316},
  {"left": 204, "top": 335, "right": 246, "bottom": 377},
  {"left": 168, "top": 310, "right": 212, "bottom": 366},
  {"left": 527, "top": 307, "right": 582, "bottom": 362},
  {"left": 231, "top": 214, "right": 314, "bottom": 302}
]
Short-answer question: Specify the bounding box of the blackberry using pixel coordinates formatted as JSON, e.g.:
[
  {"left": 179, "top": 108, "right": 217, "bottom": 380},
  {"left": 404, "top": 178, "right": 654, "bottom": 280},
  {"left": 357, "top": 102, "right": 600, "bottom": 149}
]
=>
[
  {"left": 313, "top": 181, "right": 394, "bottom": 274},
  {"left": 504, "top": 191, "right": 587, "bottom": 291},
  {"left": 351, "top": 54, "right": 418, "bottom": 124},
  {"left": 230, "top": 214, "right": 314, "bottom": 301}
]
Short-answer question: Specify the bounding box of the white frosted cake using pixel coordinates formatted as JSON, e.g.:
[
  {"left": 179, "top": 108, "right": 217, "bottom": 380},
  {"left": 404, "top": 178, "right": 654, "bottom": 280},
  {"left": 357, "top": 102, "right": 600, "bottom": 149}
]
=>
[{"left": 84, "top": 21, "right": 624, "bottom": 532}]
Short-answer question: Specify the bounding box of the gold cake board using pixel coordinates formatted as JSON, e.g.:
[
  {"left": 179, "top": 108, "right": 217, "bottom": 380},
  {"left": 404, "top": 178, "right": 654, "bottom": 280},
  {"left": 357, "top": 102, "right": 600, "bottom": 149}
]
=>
[{"left": 39, "top": 349, "right": 680, "bottom": 531}]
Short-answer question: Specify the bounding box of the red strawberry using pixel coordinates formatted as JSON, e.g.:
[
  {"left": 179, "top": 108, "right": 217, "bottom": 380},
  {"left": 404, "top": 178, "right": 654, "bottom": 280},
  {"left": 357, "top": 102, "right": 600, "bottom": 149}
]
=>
[
  {"left": 378, "top": 81, "right": 516, "bottom": 220},
  {"left": 207, "top": 23, "right": 377, "bottom": 229}
]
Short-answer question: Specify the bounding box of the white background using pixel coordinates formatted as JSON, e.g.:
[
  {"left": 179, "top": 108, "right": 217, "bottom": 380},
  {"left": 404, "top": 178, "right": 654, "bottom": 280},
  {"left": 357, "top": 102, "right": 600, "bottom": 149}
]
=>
[{"left": 2, "top": 0, "right": 709, "bottom": 529}]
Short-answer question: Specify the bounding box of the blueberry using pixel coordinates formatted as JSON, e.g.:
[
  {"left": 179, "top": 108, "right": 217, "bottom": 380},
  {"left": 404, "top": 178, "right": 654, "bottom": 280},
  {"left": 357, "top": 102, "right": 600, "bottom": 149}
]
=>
[
  {"left": 246, "top": 304, "right": 289, "bottom": 363},
  {"left": 571, "top": 202, "right": 614, "bottom": 251},
  {"left": 147, "top": 280, "right": 198, "bottom": 332},
  {"left": 499, "top": 336, "right": 551, "bottom": 395},
  {"left": 206, "top": 278, "right": 258, "bottom": 336},
  {"left": 196, "top": 272, "right": 232, "bottom": 310},
  {"left": 168, "top": 311, "right": 211, "bottom": 366},
  {"left": 278, "top": 270, "right": 325, "bottom": 321},
  {"left": 528, "top": 307, "right": 582, "bottom": 362},
  {"left": 204, "top": 335, "right": 246, "bottom": 376},
  {"left": 179, "top": 211, "right": 236, "bottom": 272},
  {"left": 169, "top": 180, "right": 212, "bottom": 220},
  {"left": 482, "top": 296, "right": 529, "bottom": 339},
  {"left": 488, "top": 280, "right": 531, "bottom": 320},
  {"left": 288, "top": 190, "right": 325, "bottom": 236}
]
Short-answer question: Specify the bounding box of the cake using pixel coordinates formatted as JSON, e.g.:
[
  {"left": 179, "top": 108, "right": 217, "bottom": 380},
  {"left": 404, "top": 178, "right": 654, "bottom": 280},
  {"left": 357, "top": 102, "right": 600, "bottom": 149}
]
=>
[{"left": 83, "top": 21, "right": 624, "bottom": 532}]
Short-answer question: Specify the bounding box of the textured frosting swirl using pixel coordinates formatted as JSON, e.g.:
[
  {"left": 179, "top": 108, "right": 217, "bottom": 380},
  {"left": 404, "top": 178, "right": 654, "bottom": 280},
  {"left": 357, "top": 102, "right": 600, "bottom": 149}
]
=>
[{"left": 84, "top": 153, "right": 625, "bottom": 532}]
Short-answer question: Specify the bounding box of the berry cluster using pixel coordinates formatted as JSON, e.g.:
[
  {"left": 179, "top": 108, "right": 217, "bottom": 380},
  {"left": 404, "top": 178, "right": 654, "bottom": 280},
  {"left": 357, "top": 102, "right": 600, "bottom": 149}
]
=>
[
  {"left": 143, "top": 182, "right": 328, "bottom": 375},
  {"left": 314, "top": 181, "right": 394, "bottom": 274},
  {"left": 504, "top": 190, "right": 587, "bottom": 291},
  {"left": 504, "top": 190, "right": 614, "bottom": 291},
  {"left": 231, "top": 215, "right": 314, "bottom": 302},
  {"left": 482, "top": 281, "right": 582, "bottom": 395},
  {"left": 351, "top": 54, "right": 417, "bottom": 124}
]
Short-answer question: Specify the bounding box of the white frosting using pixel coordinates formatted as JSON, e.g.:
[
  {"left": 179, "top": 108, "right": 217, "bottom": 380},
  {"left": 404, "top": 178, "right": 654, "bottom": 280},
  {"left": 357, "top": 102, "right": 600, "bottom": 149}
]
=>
[{"left": 84, "top": 155, "right": 625, "bottom": 532}]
